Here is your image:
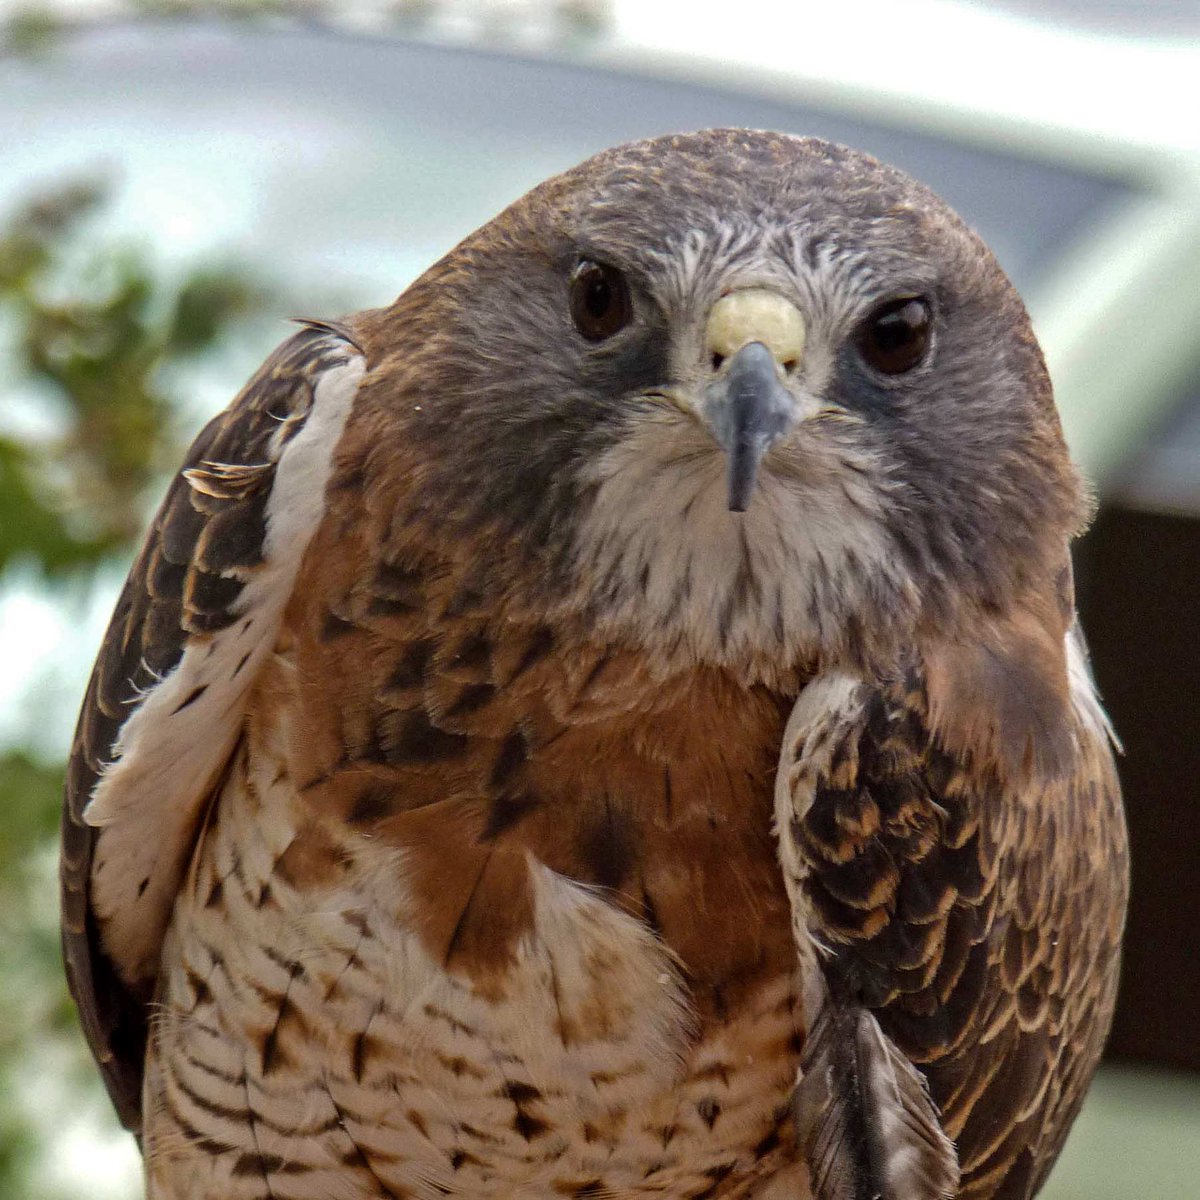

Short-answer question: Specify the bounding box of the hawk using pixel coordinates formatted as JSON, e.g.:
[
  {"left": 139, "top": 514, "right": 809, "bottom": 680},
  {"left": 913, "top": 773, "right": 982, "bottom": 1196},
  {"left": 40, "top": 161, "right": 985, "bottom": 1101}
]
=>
[{"left": 61, "top": 129, "right": 1128, "bottom": 1200}]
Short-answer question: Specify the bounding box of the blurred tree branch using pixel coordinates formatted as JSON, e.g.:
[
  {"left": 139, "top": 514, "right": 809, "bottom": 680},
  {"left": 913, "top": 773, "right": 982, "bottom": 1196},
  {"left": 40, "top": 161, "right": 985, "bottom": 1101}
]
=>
[{"left": 0, "top": 176, "right": 273, "bottom": 578}]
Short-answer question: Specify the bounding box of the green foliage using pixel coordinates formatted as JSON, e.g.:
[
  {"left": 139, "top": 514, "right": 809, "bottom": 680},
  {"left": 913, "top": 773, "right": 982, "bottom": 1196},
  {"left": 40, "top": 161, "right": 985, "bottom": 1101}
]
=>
[
  {"left": 0, "top": 751, "right": 64, "bottom": 876},
  {"left": 0, "top": 174, "right": 289, "bottom": 1199},
  {"left": 0, "top": 178, "right": 272, "bottom": 577},
  {"left": 1, "top": 7, "right": 60, "bottom": 57},
  {"left": 0, "top": 752, "right": 74, "bottom": 1192}
]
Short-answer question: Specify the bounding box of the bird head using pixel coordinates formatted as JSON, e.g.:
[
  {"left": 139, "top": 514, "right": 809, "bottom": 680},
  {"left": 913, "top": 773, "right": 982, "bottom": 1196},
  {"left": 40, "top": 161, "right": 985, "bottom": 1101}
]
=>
[{"left": 353, "top": 130, "right": 1087, "bottom": 680}]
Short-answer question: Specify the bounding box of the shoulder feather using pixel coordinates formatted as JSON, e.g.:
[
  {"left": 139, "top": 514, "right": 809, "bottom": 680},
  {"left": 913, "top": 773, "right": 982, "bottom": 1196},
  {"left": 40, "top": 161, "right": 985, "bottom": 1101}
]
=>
[{"left": 60, "top": 324, "right": 364, "bottom": 1129}]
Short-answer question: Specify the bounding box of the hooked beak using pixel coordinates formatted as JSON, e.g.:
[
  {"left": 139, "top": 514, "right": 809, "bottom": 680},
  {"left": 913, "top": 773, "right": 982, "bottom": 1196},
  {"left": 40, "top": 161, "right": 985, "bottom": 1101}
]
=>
[
  {"left": 702, "top": 290, "right": 809, "bottom": 512},
  {"left": 705, "top": 342, "right": 795, "bottom": 512}
]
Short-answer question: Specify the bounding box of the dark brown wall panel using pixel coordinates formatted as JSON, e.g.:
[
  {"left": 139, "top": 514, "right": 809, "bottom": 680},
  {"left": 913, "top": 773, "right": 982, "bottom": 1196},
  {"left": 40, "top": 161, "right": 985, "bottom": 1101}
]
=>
[{"left": 1077, "top": 506, "right": 1200, "bottom": 1071}]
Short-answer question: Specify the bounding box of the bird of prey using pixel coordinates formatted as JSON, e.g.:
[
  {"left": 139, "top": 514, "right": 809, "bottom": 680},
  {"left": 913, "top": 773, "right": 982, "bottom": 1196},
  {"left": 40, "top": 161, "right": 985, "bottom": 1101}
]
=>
[{"left": 61, "top": 129, "right": 1128, "bottom": 1200}]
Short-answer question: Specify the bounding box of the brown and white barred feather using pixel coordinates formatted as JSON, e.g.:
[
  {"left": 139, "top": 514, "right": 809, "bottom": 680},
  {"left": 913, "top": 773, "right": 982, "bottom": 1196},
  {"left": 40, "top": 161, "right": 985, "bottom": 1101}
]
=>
[
  {"left": 60, "top": 321, "right": 365, "bottom": 1130},
  {"left": 775, "top": 631, "right": 1127, "bottom": 1200},
  {"left": 141, "top": 642, "right": 808, "bottom": 1198}
]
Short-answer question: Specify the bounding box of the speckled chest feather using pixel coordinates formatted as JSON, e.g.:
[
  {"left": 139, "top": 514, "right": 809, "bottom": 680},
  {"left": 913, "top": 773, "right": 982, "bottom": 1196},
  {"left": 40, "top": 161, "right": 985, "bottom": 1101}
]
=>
[{"left": 141, "top": 497, "right": 815, "bottom": 1198}]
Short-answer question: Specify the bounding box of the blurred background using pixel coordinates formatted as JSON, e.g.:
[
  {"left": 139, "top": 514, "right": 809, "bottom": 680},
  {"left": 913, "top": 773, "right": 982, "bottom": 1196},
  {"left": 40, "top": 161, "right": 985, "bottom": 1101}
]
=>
[{"left": 0, "top": 1, "right": 1197, "bottom": 1196}]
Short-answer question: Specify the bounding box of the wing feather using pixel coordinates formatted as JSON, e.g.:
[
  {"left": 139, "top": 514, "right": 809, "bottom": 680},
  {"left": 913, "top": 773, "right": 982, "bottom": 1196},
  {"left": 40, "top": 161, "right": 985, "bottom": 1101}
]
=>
[
  {"left": 776, "top": 628, "right": 1127, "bottom": 1200},
  {"left": 60, "top": 323, "right": 365, "bottom": 1129},
  {"left": 796, "top": 997, "right": 959, "bottom": 1200}
]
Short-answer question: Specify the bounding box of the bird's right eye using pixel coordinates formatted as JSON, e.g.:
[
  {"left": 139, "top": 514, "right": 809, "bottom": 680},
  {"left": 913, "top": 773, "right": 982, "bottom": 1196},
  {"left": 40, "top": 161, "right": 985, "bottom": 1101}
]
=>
[
  {"left": 857, "top": 296, "right": 932, "bottom": 375},
  {"left": 569, "top": 260, "right": 633, "bottom": 342}
]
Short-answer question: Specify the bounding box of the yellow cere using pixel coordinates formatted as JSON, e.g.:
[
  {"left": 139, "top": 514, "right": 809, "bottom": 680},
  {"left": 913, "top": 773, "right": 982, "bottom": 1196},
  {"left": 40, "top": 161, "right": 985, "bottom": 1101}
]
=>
[{"left": 706, "top": 289, "right": 807, "bottom": 368}]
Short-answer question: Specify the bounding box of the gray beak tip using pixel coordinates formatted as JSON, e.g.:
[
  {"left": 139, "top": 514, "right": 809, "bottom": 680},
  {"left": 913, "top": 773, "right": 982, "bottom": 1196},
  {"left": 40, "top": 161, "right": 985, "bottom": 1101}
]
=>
[
  {"left": 708, "top": 341, "right": 793, "bottom": 512},
  {"left": 726, "top": 458, "right": 758, "bottom": 512}
]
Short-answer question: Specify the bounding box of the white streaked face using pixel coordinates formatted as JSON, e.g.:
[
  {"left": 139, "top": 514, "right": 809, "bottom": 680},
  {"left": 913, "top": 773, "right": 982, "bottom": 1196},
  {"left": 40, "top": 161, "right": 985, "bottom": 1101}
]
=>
[
  {"left": 573, "top": 415, "right": 901, "bottom": 674},
  {"left": 562, "top": 222, "right": 921, "bottom": 675},
  {"left": 648, "top": 221, "right": 892, "bottom": 401}
]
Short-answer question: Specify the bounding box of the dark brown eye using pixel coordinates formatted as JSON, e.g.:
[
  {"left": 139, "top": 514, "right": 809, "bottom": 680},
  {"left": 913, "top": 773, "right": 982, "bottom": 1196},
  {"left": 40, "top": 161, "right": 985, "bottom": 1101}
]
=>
[
  {"left": 569, "top": 260, "right": 632, "bottom": 341},
  {"left": 858, "top": 296, "right": 932, "bottom": 375}
]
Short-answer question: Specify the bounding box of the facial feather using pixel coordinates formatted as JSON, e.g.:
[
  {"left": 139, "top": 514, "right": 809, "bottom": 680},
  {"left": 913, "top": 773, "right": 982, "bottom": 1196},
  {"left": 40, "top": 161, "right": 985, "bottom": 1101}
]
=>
[{"left": 353, "top": 129, "right": 1082, "bottom": 682}]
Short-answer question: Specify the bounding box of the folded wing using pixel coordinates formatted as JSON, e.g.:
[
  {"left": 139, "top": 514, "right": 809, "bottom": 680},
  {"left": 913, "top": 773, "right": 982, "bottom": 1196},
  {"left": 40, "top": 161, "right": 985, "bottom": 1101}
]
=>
[
  {"left": 777, "top": 631, "right": 1127, "bottom": 1200},
  {"left": 60, "top": 321, "right": 365, "bottom": 1129}
]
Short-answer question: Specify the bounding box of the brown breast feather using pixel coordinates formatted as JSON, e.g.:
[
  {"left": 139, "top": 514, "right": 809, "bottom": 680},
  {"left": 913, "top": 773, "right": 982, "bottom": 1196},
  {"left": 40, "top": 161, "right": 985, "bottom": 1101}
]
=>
[{"left": 281, "top": 460, "right": 803, "bottom": 1031}]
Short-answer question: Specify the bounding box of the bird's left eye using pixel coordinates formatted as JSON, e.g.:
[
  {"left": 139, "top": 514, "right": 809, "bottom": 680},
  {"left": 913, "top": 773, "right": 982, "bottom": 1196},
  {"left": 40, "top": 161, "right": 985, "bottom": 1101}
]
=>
[
  {"left": 569, "top": 260, "right": 633, "bottom": 341},
  {"left": 857, "top": 296, "right": 932, "bottom": 375}
]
